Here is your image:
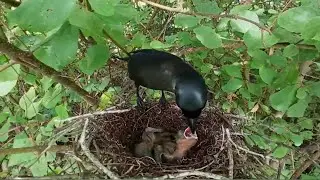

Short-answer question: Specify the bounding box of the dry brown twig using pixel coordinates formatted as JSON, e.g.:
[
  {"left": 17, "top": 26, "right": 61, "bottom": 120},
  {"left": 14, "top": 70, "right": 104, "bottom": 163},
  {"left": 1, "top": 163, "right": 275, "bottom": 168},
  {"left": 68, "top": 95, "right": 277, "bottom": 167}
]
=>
[
  {"left": 139, "top": 0, "right": 271, "bottom": 33},
  {"left": 290, "top": 150, "right": 320, "bottom": 180}
]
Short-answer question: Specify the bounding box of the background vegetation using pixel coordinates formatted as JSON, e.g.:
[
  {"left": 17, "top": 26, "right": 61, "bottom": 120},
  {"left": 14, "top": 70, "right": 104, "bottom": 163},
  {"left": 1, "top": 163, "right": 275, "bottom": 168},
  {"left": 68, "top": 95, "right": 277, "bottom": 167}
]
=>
[{"left": 0, "top": 0, "right": 319, "bottom": 179}]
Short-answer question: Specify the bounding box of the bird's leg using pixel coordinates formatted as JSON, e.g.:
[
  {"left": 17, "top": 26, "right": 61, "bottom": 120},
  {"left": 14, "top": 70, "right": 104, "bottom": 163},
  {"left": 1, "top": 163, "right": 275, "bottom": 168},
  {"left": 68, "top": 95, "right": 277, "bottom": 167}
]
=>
[
  {"left": 135, "top": 84, "right": 144, "bottom": 108},
  {"left": 159, "top": 90, "right": 167, "bottom": 106}
]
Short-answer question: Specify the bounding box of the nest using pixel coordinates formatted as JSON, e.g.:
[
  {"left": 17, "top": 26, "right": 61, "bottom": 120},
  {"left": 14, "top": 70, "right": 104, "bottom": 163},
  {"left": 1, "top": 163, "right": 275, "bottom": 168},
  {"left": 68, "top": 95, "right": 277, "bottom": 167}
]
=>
[{"left": 60, "top": 102, "right": 251, "bottom": 179}]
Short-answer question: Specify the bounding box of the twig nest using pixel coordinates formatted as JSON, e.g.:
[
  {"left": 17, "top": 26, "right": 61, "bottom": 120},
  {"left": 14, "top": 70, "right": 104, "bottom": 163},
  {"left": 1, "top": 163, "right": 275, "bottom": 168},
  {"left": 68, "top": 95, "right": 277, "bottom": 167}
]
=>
[{"left": 80, "top": 103, "right": 245, "bottom": 178}]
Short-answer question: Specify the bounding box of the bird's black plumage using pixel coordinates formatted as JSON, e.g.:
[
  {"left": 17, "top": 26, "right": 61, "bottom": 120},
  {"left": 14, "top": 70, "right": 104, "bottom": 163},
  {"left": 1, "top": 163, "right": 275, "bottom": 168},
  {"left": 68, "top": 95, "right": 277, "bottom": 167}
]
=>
[{"left": 115, "top": 49, "right": 208, "bottom": 133}]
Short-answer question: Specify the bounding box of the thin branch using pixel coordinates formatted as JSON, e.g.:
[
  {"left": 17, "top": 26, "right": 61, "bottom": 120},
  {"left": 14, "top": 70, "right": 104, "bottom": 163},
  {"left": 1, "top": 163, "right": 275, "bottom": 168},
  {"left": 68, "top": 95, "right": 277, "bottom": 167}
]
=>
[
  {"left": 0, "top": 40, "right": 98, "bottom": 106},
  {"left": 0, "top": 61, "right": 16, "bottom": 72},
  {"left": 79, "top": 118, "right": 119, "bottom": 179},
  {"left": 102, "top": 30, "right": 130, "bottom": 57},
  {"left": 0, "top": 145, "right": 72, "bottom": 156},
  {"left": 139, "top": 0, "right": 271, "bottom": 33},
  {"left": 290, "top": 150, "right": 320, "bottom": 180}
]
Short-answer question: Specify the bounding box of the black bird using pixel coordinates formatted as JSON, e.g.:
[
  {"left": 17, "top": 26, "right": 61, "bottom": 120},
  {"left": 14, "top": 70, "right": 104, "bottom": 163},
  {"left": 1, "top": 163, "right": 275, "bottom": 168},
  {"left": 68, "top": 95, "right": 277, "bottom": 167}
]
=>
[{"left": 114, "top": 49, "right": 208, "bottom": 134}]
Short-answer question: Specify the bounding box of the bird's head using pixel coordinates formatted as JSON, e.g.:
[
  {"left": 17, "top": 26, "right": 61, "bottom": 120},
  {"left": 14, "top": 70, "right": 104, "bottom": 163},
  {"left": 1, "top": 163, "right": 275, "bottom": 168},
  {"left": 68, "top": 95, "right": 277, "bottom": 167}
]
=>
[{"left": 175, "top": 80, "right": 207, "bottom": 134}]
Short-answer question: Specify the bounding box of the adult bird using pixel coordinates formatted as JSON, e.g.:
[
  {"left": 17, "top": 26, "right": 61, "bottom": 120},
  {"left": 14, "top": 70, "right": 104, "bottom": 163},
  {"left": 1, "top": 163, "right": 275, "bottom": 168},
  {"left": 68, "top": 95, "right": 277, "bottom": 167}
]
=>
[{"left": 114, "top": 49, "right": 208, "bottom": 134}]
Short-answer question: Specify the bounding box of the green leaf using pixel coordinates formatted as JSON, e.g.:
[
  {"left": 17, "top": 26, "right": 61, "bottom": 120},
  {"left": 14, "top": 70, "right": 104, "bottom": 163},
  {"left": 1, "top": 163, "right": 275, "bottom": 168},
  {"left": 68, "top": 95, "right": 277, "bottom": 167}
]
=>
[
  {"left": 222, "top": 78, "right": 243, "bottom": 93},
  {"left": 298, "top": 118, "right": 313, "bottom": 130},
  {"left": 0, "top": 64, "right": 20, "bottom": 96},
  {"left": 8, "top": 132, "right": 37, "bottom": 167},
  {"left": 269, "top": 55, "right": 287, "bottom": 68},
  {"left": 88, "top": 0, "right": 119, "bottom": 17},
  {"left": 247, "top": 83, "right": 263, "bottom": 96},
  {"left": 244, "top": 28, "right": 279, "bottom": 49},
  {"left": 42, "top": 84, "right": 63, "bottom": 109},
  {"left": 68, "top": 6, "right": 104, "bottom": 37},
  {"left": 150, "top": 40, "right": 172, "bottom": 49},
  {"left": 248, "top": 49, "right": 268, "bottom": 68},
  {"left": 272, "top": 146, "right": 289, "bottom": 158},
  {"left": 296, "top": 87, "right": 308, "bottom": 99},
  {"left": 55, "top": 104, "right": 69, "bottom": 119},
  {"left": 40, "top": 77, "right": 54, "bottom": 91},
  {"left": 30, "top": 155, "right": 48, "bottom": 177},
  {"left": 290, "top": 133, "right": 304, "bottom": 146},
  {"left": 33, "top": 22, "right": 79, "bottom": 70},
  {"left": 177, "top": 32, "right": 195, "bottom": 46},
  {"left": 239, "top": 88, "right": 251, "bottom": 100},
  {"left": 174, "top": 14, "right": 201, "bottom": 28},
  {"left": 292, "top": 49, "right": 319, "bottom": 62},
  {"left": 301, "top": 0, "right": 320, "bottom": 7},
  {"left": 308, "top": 81, "right": 320, "bottom": 97},
  {"left": 192, "top": 0, "right": 222, "bottom": 14},
  {"left": 131, "top": 32, "right": 147, "bottom": 47},
  {"left": 0, "top": 120, "right": 10, "bottom": 142},
  {"left": 269, "top": 85, "right": 298, "bottom": 112},
  {"left": 302, "top": 17, "right": 320, "bottom": 41},
  {"left": 7, "top": 0, "right": 76, "bottom": 32},
  {"left": 193, "top": 26, "right": 222, "bottom": 49},
  {"left": 78, "top": 44, "right": 110, "bottom": 75},
  {"left": 223, "top": 65, "right": 242, "bottom": 78},
  {"left": 277, "top": 7, "right": 318, "bottom": 33},
  {"left": 287, "top": 99, "right": 309, "bottom": 117},
  {"left": 301, "top": 131, "right": 313, "bottom": 140},
  {"left": 230, "top": 10, "right": 259, "bottom": 33},
  {"left": 259, "top": 66, "right": 277, "bottom": 85},
  {"left": 283, "top": 44, "right": 299, "bottom": 58},
  {"left": 250, "top": 134, "right": 268, "bottom": 149},
  {"left": 200, "top": 63, "right": 213, "bottom": 73},
  {"left": 19, "top": 87, "right": 37, "bottom": 110}
]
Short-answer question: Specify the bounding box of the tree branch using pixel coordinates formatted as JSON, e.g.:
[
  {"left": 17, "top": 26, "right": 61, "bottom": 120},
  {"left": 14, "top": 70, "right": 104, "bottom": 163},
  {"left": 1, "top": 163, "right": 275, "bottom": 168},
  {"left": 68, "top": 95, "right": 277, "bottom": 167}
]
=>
[
  {"left": 0, "top": 0, "right": 20, "bottom": 7},
  {"left": 0, "top": 40, "right": 99, "bottom": 106},
  {"left": 0, "top": 145, "right": 72, "bottom": 156},
  {"left": 290, "top": 150, "right": 320, "bottom": 180},
  {"left": 139, "top": 0, "right": 271, "bottom": 33},
  {"left": 0, "top": 61, "right": 16, "bottom": 72}
]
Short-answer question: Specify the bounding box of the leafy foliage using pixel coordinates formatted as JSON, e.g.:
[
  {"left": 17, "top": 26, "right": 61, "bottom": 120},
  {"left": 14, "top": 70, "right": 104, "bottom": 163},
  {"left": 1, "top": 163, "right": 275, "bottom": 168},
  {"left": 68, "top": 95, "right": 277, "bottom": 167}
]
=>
[{"left": 0, "top": 0, "right": 319, "bottom": 178}]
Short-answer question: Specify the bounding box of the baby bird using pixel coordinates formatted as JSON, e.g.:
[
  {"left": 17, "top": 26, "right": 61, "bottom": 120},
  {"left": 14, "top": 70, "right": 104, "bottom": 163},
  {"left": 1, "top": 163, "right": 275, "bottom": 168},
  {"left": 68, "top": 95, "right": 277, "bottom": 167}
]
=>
[{"left": 134, "top": 127, "right": 198, "bottom": 163}]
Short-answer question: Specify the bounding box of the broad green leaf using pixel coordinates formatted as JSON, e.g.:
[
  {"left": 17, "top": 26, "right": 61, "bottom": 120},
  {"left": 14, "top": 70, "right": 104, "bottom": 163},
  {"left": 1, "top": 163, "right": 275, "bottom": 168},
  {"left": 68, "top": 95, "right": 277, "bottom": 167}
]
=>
[
  {"left": 298, "top": 118, "right": 313, "bottom": 130},
  {"left": 8, "top": 132, "right": 37, "bottom": 167},
  {"left": 192, "top": 0, "right": 222, "bottom": 14},
  {"left": 259, "top": 66, "right": 277, "bottom": 85},
  {"left": 273, "top": 27, "right": 301, "bottom": 44},
  {"left": 55, "top": 104, "right": 69, "bottom": 119},
  {"left": 296, "top": 87, "right": 308, "bottom": 99},
  {"left": 0, "top": 120, "right": 10, "bottom": 142},
  {"left": 0, "top": 64, "right": 20, "bottom": 96},
  {"left": 193, "top": 26, "right": 222, "bottom": 49},
  {"left": 223, "top": 65, "right": 242, "bottom": 78},
  {"left": 269, "top": 55, "right": 287, "bottom": 68},
  {"left": 30, "top": 155, "right": 48, "bottom": 177},
  {"left": 272, "top": 64, "right": 299, "bottom": 89},
  {"left": 301, "top": 0, "right": 320, "bottom": 7},
  {"left": 19, "top": 87, "right": 36, "bottom": 111},
  {"left": 0, "top": 112, "right": 9, "bottom": 124},
  {"left": 131, "top": 32, "right": 147, "bottom": 47},
  {"left": 42, "top": 84, "right": 63, "bottom": 109},
  {"left": 308, "top": 81, "right": 320, "bottom": 97},
  {"left": 239, "top": 88, "right": 251, "bottom": 100},
  {"left": 174, "top": 14, "right": 201, "bottom": 28},
  {"left": 34, "top": 22, "right": 79, "bottom": 70},
  {"left": 283, "top": 44, "right": 299, "bottom": 58},
  {"left": 25, "top": 101, "right": 41, "bottom": 119},
  {"left": 293, "top": 49, "right": 319, "bottom": 62},
  {"left": 112, "top": 4, "right": 138, "bottom": 21},
  {"left": 200, "top": 63, "right": 213, "bottom": 73},
  {"left": 230, "top": 10, "right": 259, "bottom": 33},
  {"left": 302, "top": 17, "right": 320, "bottom": 41},
  {"left": 287, "top": 99, "right": 309, "bottom": 117},
  {"left": 78, "top": 44, "right": 110, "bottom": 75},
  {"left": 244, "top": 28, "right": 279, "bottom": 49},
  {"left": 247, "top": 83, "right": 263, "bottom": 96},
  {"left": 269, "top": 85, "right": 298, "bottom": 112},
  {"left": 40, "top": 77, "right": 54, "bottom": 91},
  {"left": 290, "top": 133, "right": 304, "bottom": 146},
  {"left": 248, "top": 49, "right": 268, "bottom": 68},
  {"left": 301, "top": 131, "right": 313, "bottom": 140},
  {"left": 68, "top": 6, "right": 104, "bottom": 37},
  {"left": 150, "top": 40, "right": 172, "bottom": 49},
  {"left": 222, "top": 78, "right": 243, "bottom": 93},
  {"left": 261, "top": 104, "right": 271, "bottom": 114},
  {"left": 177, "top": 32, "right": 195, "bottom": 46},
  {"left": 277, "top": 7, "right": 318, "bottom": 33},
  {"left": 88, "top": 0, "right": 119, "bottom": 17},
  {"left": 250, "top": 134, "right": 268, "bottom": 149},
  {"left": 7, "top": 0, "right": 76, "bottom": 32},
  {"left": 272, "top": 146, "right": 289, "bottom": 158}
]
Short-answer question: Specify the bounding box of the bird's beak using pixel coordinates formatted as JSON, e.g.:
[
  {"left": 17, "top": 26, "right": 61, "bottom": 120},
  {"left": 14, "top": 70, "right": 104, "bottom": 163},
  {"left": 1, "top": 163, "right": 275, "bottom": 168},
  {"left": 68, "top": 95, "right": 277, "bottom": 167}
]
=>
[{"left": 188, "top": 118, "right": 197, "bottom": 134}]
